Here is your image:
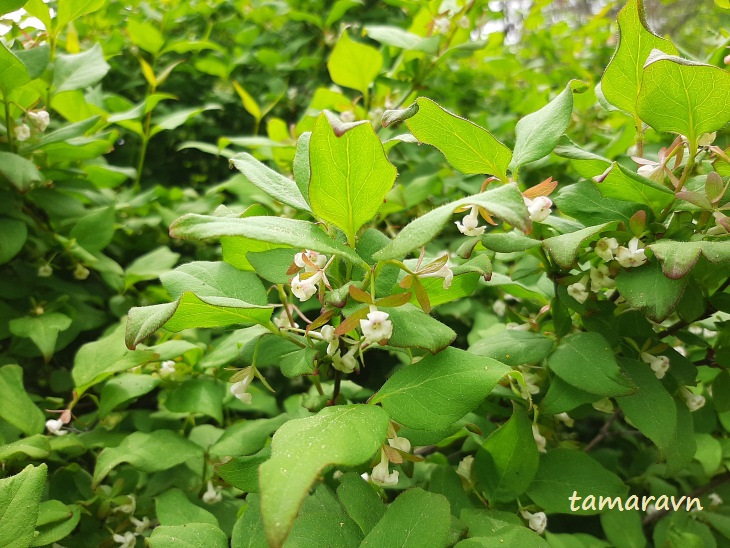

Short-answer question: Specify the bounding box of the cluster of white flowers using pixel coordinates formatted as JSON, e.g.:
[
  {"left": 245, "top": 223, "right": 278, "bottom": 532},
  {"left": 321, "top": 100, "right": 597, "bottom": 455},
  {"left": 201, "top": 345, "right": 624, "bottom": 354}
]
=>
[
  {"left": 290, "top": 250, "right": 330, "bottom": 301},
  {"left": 640, "top": 352, "right": 670, "bottom": 379},
  {"left": 159, "top": 359, "right": 176, "bottom": 378},
  {"left": 230, "top": 367, "right": 255, "bottom": 404},
  {"left": 202, "top": 480, "right": 223, "bottom": 504},
  {"left": 113, "top": 494, "right": 136, "bottom": 515},
  {"left": 520, "top": 509, "right": 547, "bottom": 535},
  {"left": 680, "top": 387, "right": 705, "bottom": 412},
  {"left": 13, "top": 109, "right": 50, "bottom": 142},
  {"left": 523, "top": 195, "right": 553, "bottom": 222},
  {"left": 594, "top": 236, "right": 647, "bottom": 269}
]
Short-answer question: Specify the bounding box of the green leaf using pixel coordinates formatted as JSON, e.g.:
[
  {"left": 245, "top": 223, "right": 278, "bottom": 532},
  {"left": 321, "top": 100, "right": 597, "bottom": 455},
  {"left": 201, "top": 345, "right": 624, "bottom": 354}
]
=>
[
  {"left": 547, "top": 332, "right": 634, "bottom": 397},
  {"left": 30, "top": 500, "right": 81, "bottom": 547},
  {"left": 22, "top": 116, "right": 100, "bottom": 154},
  {"left": 0, "top": 435, "right": 51, "bottom": 462},
  {"left": 616, "top": 359, "right": 677, "bottom": 457},
  {"left": 542, "top": 223, "right": 613, "bottom": 269},
  {"left": 0, "top": 152, "right": 43, "bottom": 191},
  {"left": 647, "top": 240, "right": 730, "bottom": 279},
  {"left": 98, "top": 373, "right": 160, "bottom": 417},
  {"left": 336, "top": 473, "right": 385, "bottom": 535},
  {"left": 600, "top": 0, "right": 678, "bottom": 115},
  {"left": 405, "top": 97, "right": 512, "bottom": 181},
  {"left": 457, "top": 528, "right": 549, "bottom": 547},
  {"left": 600, "top": 509, "right": 647, "bottom": 548},
  {"left": 286, "top": 484, "right": 363, "bottom": 547},
  {"left": 371, "top": 347, "right": 510, "bottom": 431},
  {"left": 0, "top": 42, "right": 30, "bottom": 96},
  {"left": 373, "top": 183, "right": 530, "bottom": 261},
  {"left": 156, "top": 489, "right": 218, "bottom": 526},
  {"left": 293, "top": 131, "right": 311, "bottom": 203},
  {"left": 0, "top": 464, "right": 47, "bottom": 548},
  {"left": 637, "top": 52, "right": 730, "bottom": 143},
  {"left": 469, "top": 331, "right": 554, "bottom": 367},
  {"left": 209, "top": 416, "right": 288, "bottom": 459},
  {"left": 93, "top": 430, "right": 204, "bottom": 486},
  {"left": 259, "top": 405, "right": 389, "bottom": 547},
  {"left": 9, "top": 313, "right": 72, "bottom": 362},
  {"left": 247, "top": 248, "right": 299, "bottom": 284},
  {"left": 69, "top": 206, "right": 115, "bottom": 252},
  {"left": 127, "top": 18, "right": 165, "bottom": 54},
  {"left": 231, "top": 494, "right": 268, "bottom": 547},
  {"left": 241, "top": 334, "right": 316, "bottom": 377},
  {"left": 124, "top": 246, "right": 180, "bottom": 288},
  {"left": 665, "top": 400, "right": 695, "bottom": 475},
  {"left": 56, "top": 0, "right": 104, "bottom": 32},
  {"left": 383, "top": 304, "right": 456, "bottom": 353},
  {"left": 0, "top": 217, "right": 27, "bottom": 264},
  {"left": 161, "top": 261, "right": 267, "bottom": 304},
  {"left": 0, "top": 0, "right": 29, "bottom": 16},
  {"left": 0, "top": 364, "right": 45, "bottom": 435},
  {"left": 553, "top": 181, "right": 643, "bottom": 225},
  {"left": 361, "top": 488, "right": 451, "bottom": 547},
  {"left": 309, "top": 112, "right": 396, "bottom": 244},
  {"left": 149, "top": 524, "right": 228, "bottom": 548},
  {"left": 615, "top": 261, "right": 688, "bottom": 322},
  {"left": 327, "top": 31, "right": 382, "bottom": 97},
  {"left": 365, "top": 25, "right": 439, "bottom": 53},
  {"left": 509, "top": 80, "right": 587, "bottom": 171},
  {"left": 539, "top": 377, "right": 602, "bottom": 415},
  {"left": 216, "top": 447, "right": 270, "bottom": 493},
  {"left": 165, "top": 378, "right": 225, "bottom": 423},
  {"left": 481, "top": 232, "right": 541, "bottom": 253},
  {"left": 474, "top": 406, "right": 539, "bottom": 502},
  {"left": 527, "top": 449, "right": 628, "bottom": 514},
  {"left": 52, "top": 43, "right": 110, "bottom": 93},
  {"left": 151, "top": 104, "right": 222, "bottom": 136},
  {"left": 230, "top": 153, "right": 311, "bottom": 212},
  {"left": 170, "top": 214, "right": 367, "bottom": 267}
]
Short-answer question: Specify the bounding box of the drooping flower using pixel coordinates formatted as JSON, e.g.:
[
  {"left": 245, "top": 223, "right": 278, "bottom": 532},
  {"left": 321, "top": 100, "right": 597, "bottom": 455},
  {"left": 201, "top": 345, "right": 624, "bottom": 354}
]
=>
[
  {"left": 46, "top": 418, "right": 67, "bottom": 436},
  {"left": 524, "top": 196, "right": 553, "bottom": 222},
  {"left": 555, "top": 412, "right": 574, "bottom": 428},
  {"left": 332, "top": 344, "right": 358, "bottom": 373},
  {"left": 455, "top": 206, "right": 486, "bottom": 237},
  {"left": 14, "top": 123, "right": 31, "bottom": 142},
  {"left": 130, "top": 516, "right": 151, "bottom": 534},
  {"left": 698, "top": 132, "right": 717, "bottom": 147},
  {"left": 592, "top": 398, "right": 614, "bottom": 414},
  {"left": 589, "top": 264, "right": 615, "bottom": 292},
  {"left": 74, "top": 264, "right": 90, "bottom": 280},
  {"left": 594, "top": 237, "right": 619, "bottom": 262},
  {"left": 640, "top": 352, "right": 670, "bottom": 379},
  {"left": 37, "top": 264, "right": 53, "bottom": 278},
  {"left": 371, "top": 451, "right": 399, "bottom": 487},
  {"left": 387, "top": 436, "right": 411, "bottom": 453},
  {"left": 360, "top": 307, "right": 393, "bottom": 345},
  {"left": 520, "top": 509, "right": 547, "bottom": 535},
  {"left": 615, "top": 237, "right": 647, "bottom": 268},
  {"left": 113, "top": 532, "right": 137, "bottom": 548},
  {"left": 433, "top": 17, "right": 450, "bottom": 34},
  {"left": 709, "top": 493, "right": 724, "bottom": 507},
  {"left": 202, "top": 480, "right": 222, "bottom": 504},
  {"left": 319, "top": 324, "right": 339, "bottom": 356},
  {"left": 291, "top": 271, "right": 322, "bottom": 301},
  {"left": 680, "top": 387, "right": 705, "bottom": 412},
  {"left": 113, "top": 495, "right": 136, "bottom": 515},
  {"left": 456, "top": 455, "right": 474, "bottom": 481},
  {"left": 294, "top": 249, "right": 327, "bottom": 271},
  {"left": 230, "top": 370, "right": 254, "bottom": 404},
  {"left": 419, "top": 260, "right": 454, "bottom": 289},
  {"left": 28, "top": 110, "right": 50, "bottom": 131},
  {"left": 567, "top": 276, "right": 590, "bottom": 304},
  {"left": 532, "top": 424, "right": 547, "bottom": 453},
  {"left": 159, "top": 360, "right": 176, "bottom": 377}
]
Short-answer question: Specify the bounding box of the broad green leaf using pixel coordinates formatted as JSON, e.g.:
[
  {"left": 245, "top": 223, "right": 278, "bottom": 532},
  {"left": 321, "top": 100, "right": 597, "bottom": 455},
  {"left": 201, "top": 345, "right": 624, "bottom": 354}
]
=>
[
  {"left": 637, "top": 52, "right": 730, "bottom": 143},
  {"left": 241, "top": 334, "right": 316, "bottom": 377},
  {"left": 149, "top": 524, "right": 227, "bottom": 548},
  {"left": 259, "top": 405, "right": 389, "bottom": 547},
  {"left": 469, "top": 330, "right": 554, "bottom": 367},
  {"left": 527, "top": 449, "right": 628, "bottom": 514},
  {"left": 600, "top": 509, "right": 647, "bottom": 548},
  {"left": 361, "top": 488, "right": 451, "bottom": 547},
  {"left": 665, "top": 401, "right": 694, "bottom": 475},
  {"left": 22, "top": 116, "right": 100, "bottom": 154},
  {"left": 365, "top": 25, "right": 438, "bottom": 53},
  {"left": 93, "top": 430, "right": 204, "bottom": 485},
  {"left": 160, "top": 261, "right": 267, "bottom": 305},
  {"left": 230, "top": 153, "right": 311, "bottom": 212},
  {"left": 713, "top": 371, "right": 730, "bottom": 414},
  {"left": 460, "top": 508, "right": 531, "bottom": 534},
  {"left": 0, "top": 217, "right": 27, "bottom": 264},
  {"left": 373, "top": 183, "right": 530, "bottom": 260},
  {"left": 286, "top": 484, "right": 363, "bottom": 547},
  {"left": 124, "top": 246, "right": 180, "bottom": 288},
  {"left": 231, "top": 494, "right": 268, "bottom": 547},
  {"left": 0, "top": 364, "right": 45, "bottom": 435},
  {"left": 309, "top": 112, "right": 396, "bottom": 244},
  {"left": 156, "top": 489, "right": 218, "bottom": 526},
  {"left": 209, "top": 416, "right": 288, "bottom": 459},
  {"left": 327, "top": 31, "right": 382, "bottom": 97},
  {"left": 52, "top": 43, "right": 110, "bottom": 93},
  {"left": 336, "top": 473, "right": 385, "bottom": 535},
  {"left": 405, "top": 97, "right": 512, "bottom": 181},
  {"left": 509, "top": 80, "right": 587, "bottom": 171},
  {"left": 539, "top": 377, "right": 601, "bottom": 415},
  {"left": 165, "top": 378, "right": 225, "bottom": 423},
  {"left": 127, "top": 18, "right": 165, "bottom": 54},
  {"left": 247, "top": 248, "right": 299, "bottom": 284},
  {"left": 616, "top": 359, "right": 677, "bottom": 457},
  {"left": 9, "top": 313, "right": 72, "bottom": 362},
  {"left": 481, "top": 232, "right": 540, "bottom": 253},
  {"left": 542, "top": 223, "right": 613, "bottom": 269},
  {"left": 0, "top": 152, "right": 43, "bottom": 191},
  {"left": 553, "top": 181, "right": 643, "bottom": 225},
  {"left": 456, "top": 528, "right": 549, "bottom": 547},
  {"left": 0, "top": 0, "right": 29, "bottom": 16},
  {"left": 69, "top": 206, "right": 115, "bottom": 252},
  {"left": 547, "top": 332, "right": 634, "bottom": 397},
  {"left": 151, "top": 104, "right": 222, "bottom": 136},
  {"left": 383, "top": 304, "right": 456, "bottom": 353},
  {"left": 56, "top": 0, "right": 104, "bottom": 32},
  {"left": 98, "top": 373, "right": 160, "bottom": 417},
  {"left": 600, "top": 0, "right": 678, "bottom": 115},
  {"left": 615, "top": 261, "right": 688, "bottom": 322},
  {"left": 31, "top": 501, "right": 81, "bottom": 548},
  {"left": 0, "top": 464, "right": 47, "bottom": 548},
  {"left": 0, "top": 435, "right": 51, "bottom": 462},
  {"left": 694, "top": 433, "right": 722, "bottom": 476},
  {"left": 233, "top": 80, "right": 261, "bottom": 121},
  {"left": 170, "top": 214, "right": 367, "bottom": 267},
  {"left": 0, "top": 42, "right": 30, "bottom": 96},
  {"left": 216, "top": 447, "right": 271, "bottom": 493},
  {"left": 125, "top": 292, "right": 274, "bottom": 349},
  {"left": 474, "top": 406, "right": 539, "bottom": 502},
  {"left": 293, "top": 131, "right": 311, "bottom": 203},
  {"left": 648, "top": 240, "right": 730, "bottom": 279},
  {"left": 371, "top": 347, "right": 510, "bottom": 431}
]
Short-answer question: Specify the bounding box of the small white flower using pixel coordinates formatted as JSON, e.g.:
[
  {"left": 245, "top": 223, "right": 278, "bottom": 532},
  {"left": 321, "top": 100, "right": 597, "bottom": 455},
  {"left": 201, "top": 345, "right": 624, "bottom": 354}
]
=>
[
  {"left": 637, "top": 163, "right": 665, "bottom": 183},
  {"left": 360, "top": 307, "right": 393, "bottom": 344},
  {"left": 387, "top": 436, "right": 411, "bottom": 453},
  {"left": 519, "top": 367, "right": 541, "bottom": 398},
  {"left": 113, "top": 495, "right": 136, "bottom": 515},
  {"left": 592, "top": 398, "right": 614, "bottom": 414},
  {"left": 640, "top": 352, "right": 670, "bottom": 380},
  {"left": 37, "top": 264, "right": 53, "bottom": 278},
  {"left": 456, "top": 455, "right": 474, "bottom": 481},
  {"left": 14, "top": 123, "right": 31, "bottom": 142},
  {"left": 28, "top": 110, "right": 50, "bottom": 131},
  {"left": 567, "top": 276, "right": 590, "bottom": 304},
  {"left": 291, "top": 271, "right": 322, "bottom": 301},
  {"left": 230, "top": 372, "right": 254, "bottom": 404},
  {"left": 202, "top": 480, "right": 222, "bottom": 504},
  {"left": 433, "top": 17, "right": 450, "bottom": 34},
  {"left": 492, "top": 299, "right": 506, "bottom": 316},
  {"left": 699, "top": 132, "right": 717, "bottom": 147},
  {"left": 524, "top": 196, "right": 552, "bottom": 222},
  {"left": 74, "top": 264, "right": 90, "bottom": 280},
  {"left": 532, "top": 424, "right": 546, "bottom": 453},
  {"left": 273, "top": 309, "right": 299, "bottom": 329},
  {"left": 332, "top": 344, "right": 358, "bottom": 374},
  {"left": 320, "top": 324, "right": 339, "bottom": 356},
  {"left": 371, "top": 452, "right": 399, "bottom": 487},
  {"left": 555, "top": 412, "right": 574, "bottom": 428},
  {"left": 594, "top": 237, "right": 619, "bottom": 262},
  {"left": 616, "top": 238, "right": 647, "bottom": 268},
  {"left": 589, "top": 264, "right": 615, "bottom": 292},
  {"left": 46, "top": 418, "right": 67, "bottom": 436},
  {"left": 455, "top": 206, "right": 485, "bottom": 237},
  {"left": 709, "top": 492, "right": 723, "bottom": 507},
  {"left": 159, "top": 360, "right": 176, "bottom": 377},
  {"left": 680, "top": 387, "right": 705, "bottom": 412},
  {"left": 520, "top": 509, "right": 547, "bottom": 535},
  {"left": 130, "top": 516, "right": 151, "bottom": 534},
  {"left": 420, "top": 260, "right": 454, "bottom": 289},
  {"left": 645, "top": 503, "right": 658, "bottom": 515},
  {"left": 294, "top": 249, "right": 327, "bottom": 271},
  {"left": 458, "top": 16, "right": 470, "bottom": 28},
  {"left": 506, "top": 322, "right": 531, "bottom": 331},
  {"left": 113, "top": 532, "right": 136, "bottom": 548}
]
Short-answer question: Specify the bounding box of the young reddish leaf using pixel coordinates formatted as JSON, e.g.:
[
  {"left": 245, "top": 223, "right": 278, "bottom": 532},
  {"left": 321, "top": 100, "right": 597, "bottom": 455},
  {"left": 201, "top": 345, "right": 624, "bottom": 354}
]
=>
[
  {"left": 382, "top": 444, "right": 403, "bottom": 464},
  {"left": 375, "top": 292, "right": 412, "bottom": 308},
  {"left": 334, "top": 306, "right": 369, "bottom": 336},
  {"left": 286, "top": 262, "right": 301, "bottom": 276},
  {"left": 417, "top": 254, "right": 449, "bottom": 275},
  {"left": 399, "top": 274, "right": 414, "bottom": 289},
  {"left": 523, "top": 176, "right": 558, "bottom": 199},
  {"left": 306, "top": 309, "right": 334, "bottom": 333},
  {"left": 412, "top": 278, "right": 431, "bottom": 313},
  {"left": 348, "top": 285, "right": 373, "bottom": 304},
  {"left": 628, "top": 210, "right": 646, "bottom": 236}
]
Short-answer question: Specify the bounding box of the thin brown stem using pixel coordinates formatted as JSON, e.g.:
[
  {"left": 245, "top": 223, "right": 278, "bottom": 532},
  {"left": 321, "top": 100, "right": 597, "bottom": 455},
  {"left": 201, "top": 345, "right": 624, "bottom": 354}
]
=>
[{"left": 584, "top": 409, "right": 620, "bottom": 452}]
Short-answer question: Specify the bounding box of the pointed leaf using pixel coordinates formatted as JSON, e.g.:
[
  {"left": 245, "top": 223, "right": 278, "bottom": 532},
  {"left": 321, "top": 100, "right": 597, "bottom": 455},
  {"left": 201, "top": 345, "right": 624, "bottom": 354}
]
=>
[
  {"left": 0, "top": 464, "right": 47, "bottom": 548},
  {"left": 615, "top": 261, "right": 688, "bottom": 321},
  {"left": 230, "top": 153, "right": 310, "bottom": 212},
  {"left": 327, "top": 31, "right": 382, "bottom": 97},
  {"left": 0, "top": 364, "right": 45, "bottom": 435},
  {"left": 542, "top": 223, "right": 613, "bottom": 269},
  {"left": 648, "top": 240, "right": 730, "bottom": 279},
  {"left": 52, "top": 43, "right": 110, "bottom": 93}
]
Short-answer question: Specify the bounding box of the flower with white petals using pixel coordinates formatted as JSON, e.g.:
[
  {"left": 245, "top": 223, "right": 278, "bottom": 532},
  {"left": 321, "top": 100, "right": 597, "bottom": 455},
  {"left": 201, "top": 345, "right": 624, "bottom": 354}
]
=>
[
  {"left": 202, "top": 480, "right": 222, "bottom": 504},
  {"left": 274, "top": 309, "right": 299, "bottom": 329},
  {"left": 230, "top": 370, "right": 254, "bottom": 404},
  {"left": 113, "top": 532, "right": 136, "bottom": 548},
  {"left": 28, "top": 110, "right": 50, "bottom": 131},
  {"left": 640, "top": 352, "right": 670, "bottom": 379},
  {"left": 637, "top": 163, "right": 665, "bottom": 182},
  {"left": 492, "top": 299, "right": 507, "bottom": 316},
  {"left": 555, "top": 413, "right": 574, "bottom": 428},
  {"left": 594, "top": 237, "right": 619, "bottom": 262},
  {"left": 387, "top": 436, "right": 411, "bottom": 453},
  {"left": 699, "top": 132, "right": 717, "bottom": 147},
  {"left": 371, "top": 451, "right": 399, "bottom": 487},
  {"left": 456, "top": 455, "right": 474, "bottom": 481},
  {"left": 113, "top": 495, "right": 136, "bottom": 515},
  {"left": 38, "top": 264, "right": 53, "bottom": 278},
  {"left": 159, "top": 360, "right": 176, "bottom": 377},
  {"left": 74, "top": 264, "right": 90, "bottom": 280},
  {"left": 360, "top": 307, "right": 393, "bottom": 345},
  {"left": 567, "top": 276, "right": 590, "bottom": 304},
  {"left": 291, "top": 271, "right": 322, "bottom": 301},
  {"left": 433, "top": 17, "right": 450, "bottom": 34},
  {"left": 130, "top": 516, "right": 151, "bottom": 534},
  {"left": 680, "top": 387, "right": 705, "bottom": 412},
  {"left": 520, "top": 509, "right": 547, "bottom": 535},
  {"left": 419, "top": 260, "right": 454, "bottom": 289},
  {"left": 332, "top": 344, "right": 358, "bottom": 373},
  {"left": 46, "top": 418, "right": 67, "bottom": 436},
  {"left": 455, "top": 206, "right": 485, "bottom": 237},
  {"left": 709, "top": 493, "right": 723, "bottom": 507},
  {"left": 590, "top": 264, "right": 615, "bottom": 292},
  {"left": 616, "top": 238, "right": 647, "bottom": 268},
  {"left": 524, "top": 196, "right": 552, "bottom": 222},
  {"left": 14, "top": 123, "right": 31, "bottom": 142},
  {"left": 294, "top": 249, "right": 327, "bottom": 271},
  {"left": 532, "top": 424, "right": 547, "bottom": 453},
  {"left": 320, "top": 325, "right": 339, "bottom": 356}
]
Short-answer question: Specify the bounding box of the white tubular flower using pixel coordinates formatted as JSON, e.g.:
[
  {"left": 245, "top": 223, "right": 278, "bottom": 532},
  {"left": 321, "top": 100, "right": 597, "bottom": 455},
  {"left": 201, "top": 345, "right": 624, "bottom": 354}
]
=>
[
  {"left": 371, "top": 451, "right": 399, "bottom": 487},
  {"left": 532, "top": 424, "right": 547, "bottom": 453},
  {"left": 159, "top": 360, "right": 176, "bottom": 377},
  {"left": 520, "top": 509, "right": 547, "bottom": 535},
  {"left": 709, "top": 493, "right": 723, "bottom": 507},
  {"left": 14, "top": 123, "right": 31, "bottom": 142},
  {"left": 387, "top": 436, "right": 411, "bottom": 453},
  {"left": 594, "top": 237, "right": 619, "bottom": 262},
  {"left": 680, "top": 387, "right": 706, "bottom": 412},
  {"left": 320, "top": 325, "right": 339, "bottom": 356},
  {"left": 567, "top": 276, "right": 590, "bottom": 304},
  {"left": 555, "top": 412, "right": 574, "bottom": 428},
  {"left": 290, "top": 271, "right": 322, "bottom": 301},
  {"left": 433, "top": 17, "right": 450, "bottom": 34},
  {"left": 113, "top": 532, "right": 137, "bottom": 548},
  {"left": 455, "top": 206, "right": 485, "bottom": 237},
  {"left": 46, "top": 418, "right": 67, "bottom": 436},
  {"left": 592, "top": 398, "right": 614, "bottom": 414},
  {"left": 590, "top": 264, "right": 615, "bottom": 292},
  {"left": 420, "top": 261, "right": 454, "bottom": 289},
  {"left": 294, "top": 249, "right": 327, "bottom": 271},
  {"left": 640, "top": 352, "right": 670, "bottom": 380},
  {"left": 360, "top": 307, "right": 393, "bottom": 344},
  {"left": 130, "top": 516, "right": 151, "bottom": 534},
  {"left": 28, "top": 110, "right": 50, "bottom": 131},
  {"left": 616, "top": 238, "right": 647, "bottom": 268},
  {"left": 202, "top": 480, "right": 223, "bottom": 504},
  {"left": 699, "top": 132, "right": 717, "bottom": 147},
  {"left": 113, "top": 495, "right": 136, "bottom": 515},
  {"left": 332, "top": 345, "right": 358, "bottom": 374},
  {"left": 37, "top": 264, "right": 53, "bottom": 278},
  {"left": 524, "top": 196, "right": 552, "bottom": 222},
  {"left": 230, "top": 372, "right": 254, "bottom": 404},
  {"left": 456, "top": 455, "right": 474, "bottom": 481}
]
